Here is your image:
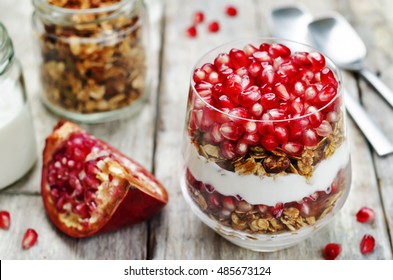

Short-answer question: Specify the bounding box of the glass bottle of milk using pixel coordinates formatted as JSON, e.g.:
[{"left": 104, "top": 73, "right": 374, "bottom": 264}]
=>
[{"left": 0, "top": 23, "right": 37, "bottom": 189}]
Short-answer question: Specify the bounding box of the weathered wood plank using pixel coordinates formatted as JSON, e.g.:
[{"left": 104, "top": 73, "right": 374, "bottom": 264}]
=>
[
  {"left": 0, "top": 0, "right": 164, "bottom": 259},
  {"left": 151, "top": 0, "right": 261, "bottom": 259},
  {"left": 347, "top": 0, "right": 393, "bottom": 253}
]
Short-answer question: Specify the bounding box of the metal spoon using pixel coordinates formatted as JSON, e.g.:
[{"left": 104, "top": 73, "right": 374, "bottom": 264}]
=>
[
  {"left": 308, "top": 13, "right": 393, "bottom": 108},
  {"left": 267, "top": 6, "right": 393, "bottom": 156}
]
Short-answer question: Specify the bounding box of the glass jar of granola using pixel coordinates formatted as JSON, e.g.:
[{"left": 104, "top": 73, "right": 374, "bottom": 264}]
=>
[
  {"left": 32, "top": 0, "right": 149, "bottom": 123},
  {"left": 181, "top": 38, "right": 351, "bottom": 251}
]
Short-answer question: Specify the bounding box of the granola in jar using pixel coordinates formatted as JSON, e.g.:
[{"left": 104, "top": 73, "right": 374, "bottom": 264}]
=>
[
  {"left": 181, "top": 39, "right": 351, "bottom": 251},
  {"left": 32, "top": 0, "right": 149, "bottom": 122}
]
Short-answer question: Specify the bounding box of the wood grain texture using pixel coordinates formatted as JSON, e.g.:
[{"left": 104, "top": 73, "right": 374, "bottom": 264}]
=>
[{"left": 0, "top": 0, "right": 164, "bottom": 259}]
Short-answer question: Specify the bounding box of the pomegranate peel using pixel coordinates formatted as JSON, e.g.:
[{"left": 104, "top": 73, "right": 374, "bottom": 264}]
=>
[{"left": 41, "top": 121, "right": 168, "bottom": 238}]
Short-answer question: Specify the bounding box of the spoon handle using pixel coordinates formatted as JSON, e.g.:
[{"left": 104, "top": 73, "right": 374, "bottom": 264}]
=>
[
  {"left": 344, "top": 88, "right": 393, "bottom": 156},
  {"left": 358, "top": 68, "right": 393, "bottom": 108}
]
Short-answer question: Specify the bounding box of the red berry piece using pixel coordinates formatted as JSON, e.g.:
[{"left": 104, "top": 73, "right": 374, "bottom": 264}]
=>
[
  {"left": 185, "top": 25, "right": 197, "bottom": 38},
  {"left": 220, "top": 122, "right": 244, "bottom": 141},
  {"left": 193, "top": 11, "right": 205, "bottom": 24},
  {"left": 360, "top": 234, "right": 375, "bottom": 255},
  {"left": 208, "top": 21, "right": 220, "bottom": 33},
  {"left": 0, "top": 211, "right": 11, "bottom": 230},
  {"left": 308, "top": 52, "right": 326, "bottom": 71},
  {"left": 356, "top": 207, "right": 376, "bottom": 224},
  {"left": 261, "top": 134, "right": 278, "bottom": 151},
  {"left": 225, "top": 5, "right": 238, "bottom": 17},
  {"left": 22, "top": 228, "right": 38, "bottom": 250},
  {"left": 323, "top": 243, "right": 341, "bottom": 260}
]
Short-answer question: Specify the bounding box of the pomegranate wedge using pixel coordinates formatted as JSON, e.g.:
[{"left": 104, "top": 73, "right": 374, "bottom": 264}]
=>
[{"left": 41, "top": 121, "right": 168, "bottom": 238}]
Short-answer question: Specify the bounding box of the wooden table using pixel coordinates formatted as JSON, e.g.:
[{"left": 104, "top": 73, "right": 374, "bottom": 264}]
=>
[{"left": 1, "top": 0, "right": 392, "bottom": 260}]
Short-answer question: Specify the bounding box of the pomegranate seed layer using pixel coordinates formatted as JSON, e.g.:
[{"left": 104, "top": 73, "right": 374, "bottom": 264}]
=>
[{"left": 184, "top": 41, "right": 350, "bottom": 235}]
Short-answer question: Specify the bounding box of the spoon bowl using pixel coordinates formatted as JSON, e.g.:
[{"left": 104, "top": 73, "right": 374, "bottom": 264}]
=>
[{"left": 308, "top": 14, "right": 366, "bottom": 70}]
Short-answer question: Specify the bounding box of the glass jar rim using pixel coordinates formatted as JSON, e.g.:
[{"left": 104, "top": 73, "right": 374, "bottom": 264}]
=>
[
  {"left": 32, "top": 0, "right": 136, "bottom": 15},
  {"left": 190, "top": 37, "right": 343, "bottom": 123}
]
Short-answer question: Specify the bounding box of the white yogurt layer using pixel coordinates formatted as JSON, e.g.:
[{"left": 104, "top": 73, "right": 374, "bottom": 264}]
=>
[{"left": 184, "top": 139, "right": 349, "bottom": 206}]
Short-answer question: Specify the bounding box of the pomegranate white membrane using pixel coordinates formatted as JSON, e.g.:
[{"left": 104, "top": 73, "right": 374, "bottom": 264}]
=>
[
  {"left": 0, "top": 23, "right": 37, "bottom": 189},
  {"left": 0, "top": 78, "right": 37, "bottom": 189}
]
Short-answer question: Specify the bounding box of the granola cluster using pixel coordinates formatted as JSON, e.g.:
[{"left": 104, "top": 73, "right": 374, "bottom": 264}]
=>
[
  {"left": 195, "top": 111, "right": 345, "bottom": 179},
  {"left": 186, "top": 167, "right": 348, "bottom": 234},
  {"left": 38, "top": 0, "right": 147, "bottom": 113}
]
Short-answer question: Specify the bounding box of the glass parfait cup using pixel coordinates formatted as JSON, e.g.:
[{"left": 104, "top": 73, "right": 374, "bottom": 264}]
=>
[{"left": 180, "top": 38, "right": 351, "bottom": 252}]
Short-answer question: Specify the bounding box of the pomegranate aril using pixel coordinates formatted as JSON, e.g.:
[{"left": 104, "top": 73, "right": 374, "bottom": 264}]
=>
[
  {"left": 308, "top": 52, "right": 326, "bottom": 71},
  {"left": 210, "top": 124, "right": 224, "bottom": 143},
  {"left": 0, "top": 211, "right": 10, "bottom": 230},
  {"left": 235, "top": 140, "right": 249, "bottom": 156},
  {"left": 273, "top": 83, "right": 291, "bottom": 101},
  {"left": 214, "top": 53, "right": 231, "bottom": 70},
  {"left": 271, "top": 203, "right": 283, "bottom": 218},
  {"left": 207, "top": 21, "right": 220, "bottom": 33},
  {"left": 235, "top": 67, "right": 249, "bottom": 76},
  {"left": 315, "top": 83, "right": 337, "bottom": 106},
  {"left": 253, "top": 51, "right": 271, "bottom": 63},
  {"left": 222, "top": 196, "right": 236, "bottom": 211},
  {"left": 306, "top": 106, "right": 323, "bottom": 128},
  {"left": 304, "top": 85, "right": 318, "bottom": 101},
  {"left": 316, "top": 120, "right": 333, "bottom": 137},
  {"left": 323, "top": 243, "right": 341, "bottom": 260},
  {"left": 266, "top": 108, "right": 286, "bottom": 120},
  {"left": 208, "top": 193, "right": 221, "bottom": 208},
  {"left": 356, "top": 207, "right": 376, "bottom": 224},
  {"left": 269, "top": 43, "right": 291, "bottom": 58},
  {"left": 360, "top": 234, "right": 375, "bottom": 255},
  {"left": 261, "top": 134, "right": 278, "bottom": 151},
  {"left": 238, "top": 201, "right": 253, "bottom": 212},
  {"left": 274, "top": 125, "right": 289, "bottom": 144},
  {"left": 292, "top": 51, "right": 311, "bottom": 67},
  {"left": 185, "top": 25, "right": 197, "bottom": 38},
  {"left": 228, "top": 107, "right": 249, "bottom": 123},
  {"left": 250, "top": 102, "right": 263, "bottom": 118},
  {"left": 193, "top": 68, "right": 207, "bottom": 83},
  {"left": 290, "top": 97, "right": 305, "bottom": 114},
  {"left": 220, "top": 141, "right": 236, "bottom": 160},
  {"left": 282, "top": 141, "right": 304, "bottom": 155},
  {"left": 212, "top": 83, "right": 223, "bottom": 95},
  {"left": 289, "top": 115, "right": 309, "bottom": 131},
  {"left": 22, "top": 228, "right": 38, "bottom": 250},
  {"left": 225, "top": 5, "right": 238, "bottom": 17},
  {"left": 327, "top": 111, "right": 339, "bottom": 122},
  {"left": 240, "top": 89, "right": 261, "bottom": 107},
  {"left": 193, "top": 11, "right": 205, "bottom": 24},
  {"left": 207, "top": 71, "right": 220, "bottom": 84},
  {"left": 244, "top": 121, "right": 257, "bottom": 134},
  {"left": 220, "top": 122, "right": 244, "bottom": 141},
  {"left": 201, "top": 63, "right": 217, "bottom": 75},
  {"left": 277, "top": 61, "right": 297, "bottom": 79},
  {"left": 217, "top": 95, "right": 235, "bottom": 109},
  {"left": 243, "top": 44, "right": 258, "bottom": 56},
  {"left": 303, "top": 129, "right": 318, "bottom": 147},
  {"left": 229, "top": 48, "right": 250, "bottom": 69},
  {"left": 260, "top": 92, "right": 278, "bottom": 109},
  {"left": 247, "top": 61, "right": 262, "bottom": 77},
  {"left": 320, "top": 67, "right": 338, "bottom": 87},
  {"left": 242, "top": 133, "right": 260, "bottom": 145},
  {"left": 260, "top": 65, "right": 277, "bottom": 85},
  {"left": 298, "top": 68, "right": 315, "bottom": 84}
]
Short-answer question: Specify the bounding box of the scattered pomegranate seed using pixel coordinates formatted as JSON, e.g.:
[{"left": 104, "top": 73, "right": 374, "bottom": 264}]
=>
[
  {"left": 193, "top": 11, "right": 205, "bottom": 24},
  {"left": 323, "top": 243, "right": 341, "bottom": 260},
  {"left": 22, "top": 228, "right": 38, "bottom": 250},
  {"left": 185, "top": 25, "right": 197, "bottom": 38},
  {"left": 208, "top": 21, "right": 220, "bottom": 33},
  {"left": 0, "top": 211, "right": 11, "bottom": 230},
  {"left": 225, "top": 5, "right": 238, "bottom": 17},
  {"left": 360, "top": 234, "right": 375, "bottom": 255},
  {"left": 356, "top": 207, "right": 376, "bottom": 224}
]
